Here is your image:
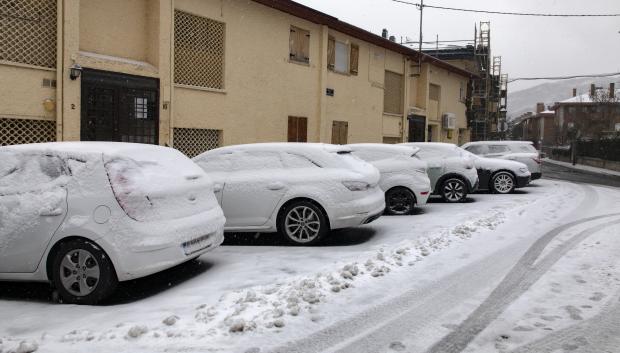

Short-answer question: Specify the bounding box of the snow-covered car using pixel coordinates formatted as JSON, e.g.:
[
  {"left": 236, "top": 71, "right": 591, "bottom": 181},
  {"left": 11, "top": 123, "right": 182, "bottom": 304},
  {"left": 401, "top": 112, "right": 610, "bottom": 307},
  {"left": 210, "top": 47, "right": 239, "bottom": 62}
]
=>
[
  {"left": 0, "top": 142, "right": 225, "bottom": 304},
  {"left": 193, "top": 143, "right": 385, "bottom": 245},
  {"left": 460, "top": 149, "right": 532, "bottom": 194},
  {"left": 461, "top": 140, "right": 542, "bottom": 180},
  {"left": 400, "top": 142, "right": 479, "bottom": 203},
  {"left": 348, "top": 143, "right": 431, "bottom": 215}
]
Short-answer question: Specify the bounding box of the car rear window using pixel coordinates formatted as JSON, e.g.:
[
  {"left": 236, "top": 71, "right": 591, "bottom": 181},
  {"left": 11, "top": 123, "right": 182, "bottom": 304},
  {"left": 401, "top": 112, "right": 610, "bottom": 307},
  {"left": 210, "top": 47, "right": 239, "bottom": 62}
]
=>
[
  {"left": 488, "top": 145, "right": 511, "bottom": 154},
  {"left": 509, "top": 144, "right": 538, "bottom": 153}
]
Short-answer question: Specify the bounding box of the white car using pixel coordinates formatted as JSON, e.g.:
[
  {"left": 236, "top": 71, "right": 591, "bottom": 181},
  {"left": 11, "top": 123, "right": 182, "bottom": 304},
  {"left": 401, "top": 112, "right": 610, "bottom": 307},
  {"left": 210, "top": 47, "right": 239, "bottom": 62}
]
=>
[
  {"left": 461, "top": 141, "right": 542, "bottom": 180},
  {"left": 401, "top": 142, "right": 479, "bottom": 203},
  {"left": 0, "top": 142, "right": 225, "bottom": 304},
  {"left": 348, "top": 144, "right": 431, "bottom": 215},
  {"left": 459, "top": 149, "right": 531, "bottom": 194},
  {"left": 193, "top": 143, "right": 385, "bottom": 245}
]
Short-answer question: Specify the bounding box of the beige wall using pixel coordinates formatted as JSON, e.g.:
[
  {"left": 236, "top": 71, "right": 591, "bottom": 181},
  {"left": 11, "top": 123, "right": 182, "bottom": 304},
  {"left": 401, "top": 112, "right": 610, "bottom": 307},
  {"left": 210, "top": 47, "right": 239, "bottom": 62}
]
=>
[{"left": 1, "top": 0, "right": 470, "bottom": 148}]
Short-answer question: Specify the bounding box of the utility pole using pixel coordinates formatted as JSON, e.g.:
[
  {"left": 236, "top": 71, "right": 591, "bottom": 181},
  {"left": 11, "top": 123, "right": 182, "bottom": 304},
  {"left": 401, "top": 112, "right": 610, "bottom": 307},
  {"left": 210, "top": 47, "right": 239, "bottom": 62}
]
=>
[{"left": 418, "top": 0, "right": 423, "bottom": 74}]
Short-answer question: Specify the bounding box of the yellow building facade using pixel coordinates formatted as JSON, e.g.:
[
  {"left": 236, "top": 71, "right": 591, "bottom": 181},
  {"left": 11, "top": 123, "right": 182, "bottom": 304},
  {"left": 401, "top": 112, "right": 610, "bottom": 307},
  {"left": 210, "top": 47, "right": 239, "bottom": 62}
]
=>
[{"left": 0, "top": 0, "right": 475, "bottom": 156}]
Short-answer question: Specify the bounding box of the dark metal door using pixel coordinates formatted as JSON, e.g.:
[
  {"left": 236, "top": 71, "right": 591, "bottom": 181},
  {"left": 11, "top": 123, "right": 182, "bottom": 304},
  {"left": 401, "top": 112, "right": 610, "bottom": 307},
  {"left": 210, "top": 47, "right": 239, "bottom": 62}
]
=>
[
  {"left": 408, "top": 115, "right": 426, "bottom": 142},
  {"left": 81, "top": 69, "right": 159, "bottom": 144}
]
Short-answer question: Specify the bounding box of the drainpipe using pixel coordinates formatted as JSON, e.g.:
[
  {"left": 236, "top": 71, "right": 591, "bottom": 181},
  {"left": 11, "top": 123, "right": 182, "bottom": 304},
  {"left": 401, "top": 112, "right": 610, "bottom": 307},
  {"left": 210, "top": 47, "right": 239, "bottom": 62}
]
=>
[{"left": 55, "top": 0, "right": 64, "bottom": 141}]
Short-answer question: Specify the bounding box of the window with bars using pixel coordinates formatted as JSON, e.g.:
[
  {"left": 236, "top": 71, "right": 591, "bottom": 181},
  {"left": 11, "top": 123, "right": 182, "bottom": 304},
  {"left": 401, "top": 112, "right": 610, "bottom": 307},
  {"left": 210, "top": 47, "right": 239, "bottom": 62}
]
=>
[
  {"left": 173, "top": 128, "right": 222, "bottom": 158},
  {"left": 0, "top": 117, "right": 56, "bottom": 146},
  {"left": 289, "top": 26, "right": 310, "bottom": 64},
  {"left": 0, "top": 0, "right": 57, "bottom": 68},
  {"left": 174, "top": 10, "right": 225, "bottom": 90},
  {"left": 384, "top": 71, "right": 404, "bottom": 115}
]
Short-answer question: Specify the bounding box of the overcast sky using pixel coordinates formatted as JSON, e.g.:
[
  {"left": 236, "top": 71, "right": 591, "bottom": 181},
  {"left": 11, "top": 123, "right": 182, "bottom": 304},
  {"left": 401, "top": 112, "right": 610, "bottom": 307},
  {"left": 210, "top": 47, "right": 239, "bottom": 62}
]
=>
[{"left": 295, "top": 0, "right": 620, "bottom": 92}]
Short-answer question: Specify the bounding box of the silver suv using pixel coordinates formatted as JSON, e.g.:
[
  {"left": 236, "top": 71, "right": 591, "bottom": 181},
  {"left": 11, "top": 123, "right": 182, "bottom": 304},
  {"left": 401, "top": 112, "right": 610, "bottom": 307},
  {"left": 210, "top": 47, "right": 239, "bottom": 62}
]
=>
[{"left": 461, "top": 141, "right": 542, "bottom": 180}]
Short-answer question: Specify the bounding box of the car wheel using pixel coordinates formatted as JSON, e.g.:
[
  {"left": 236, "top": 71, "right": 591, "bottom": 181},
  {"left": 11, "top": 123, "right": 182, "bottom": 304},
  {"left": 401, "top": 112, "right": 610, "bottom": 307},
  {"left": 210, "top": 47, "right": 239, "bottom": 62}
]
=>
[
  {"left": 385, "top": 187, "right": 416, "bottom": 215},
  {"left": 491, "top": 172, "right": 515, "bottom": 194},
  {"left": 279, "top": 200, "right": 328, "bottom": 245},
  {"left": 441, "top": 178, "right": 467, "bottom": 203},
  {"left": 51, "top": 239, "right": 118, "bottom": 305}
]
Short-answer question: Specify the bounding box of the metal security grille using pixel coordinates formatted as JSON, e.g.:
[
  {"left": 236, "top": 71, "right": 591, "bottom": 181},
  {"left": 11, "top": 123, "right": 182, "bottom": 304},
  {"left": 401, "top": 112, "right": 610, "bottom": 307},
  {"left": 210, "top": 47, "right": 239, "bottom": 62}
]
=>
[
  {"left": 173, "top": 128, "right": 222, "bottom": 158},
  {"left": 0, "top": 117, "right": 56, "bottom": 146},
  {"left": 0, "top": 0, "right": 57, "bottom": 68},
  {"left": 174, "top": 10, "right": 225, "bottom": 89},
  {"left": 384, "top": 71, "right": 404, "bottom": 115}
]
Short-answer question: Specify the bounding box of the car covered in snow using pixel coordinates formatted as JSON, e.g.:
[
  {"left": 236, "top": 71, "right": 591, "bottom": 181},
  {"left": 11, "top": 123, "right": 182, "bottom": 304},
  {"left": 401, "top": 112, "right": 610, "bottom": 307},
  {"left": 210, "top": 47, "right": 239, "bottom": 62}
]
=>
[
  {"left": 348, "top": 144, "right": 431, "bottom": 215},
  {"left": 400, "top": 142, "right": 479, "bottom": 203},
  {"left": 459, "top": 148, "right": 531, "bottom": 194},
  {"left": 461, "top": 140, "right": 542, "bottom": 180},
  {"left": 0, "top": 142, "right": 225, "bottom": 304},
  {"left": 193, "top": 143, "right": 385, "bottom": 245}
]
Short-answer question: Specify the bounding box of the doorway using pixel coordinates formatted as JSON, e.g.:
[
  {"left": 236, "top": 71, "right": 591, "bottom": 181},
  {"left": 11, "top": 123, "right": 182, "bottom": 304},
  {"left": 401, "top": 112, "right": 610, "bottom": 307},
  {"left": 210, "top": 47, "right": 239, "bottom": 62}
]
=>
[
  {"left": 81, "top": 69, "right": 159, "bottom": 144},
  {"left": 408, "top": 115, "right": 425, "bottom": 142}
]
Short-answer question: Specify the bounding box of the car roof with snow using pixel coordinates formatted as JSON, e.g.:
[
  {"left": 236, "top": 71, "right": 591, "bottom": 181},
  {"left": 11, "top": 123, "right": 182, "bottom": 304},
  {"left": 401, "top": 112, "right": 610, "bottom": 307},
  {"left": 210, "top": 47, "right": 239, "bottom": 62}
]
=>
[
  {"left": 401, "top": 142, "right": 457, "bottom": 150},
  {"left": 348, "top": 143, "right": 420, "bottom": 155},
  {"left": 1, "top": 142, "right": 173, "bottom": 156},
  {"left": 462, "top": 141, "right": 534, "bottom": 146},
  {"left": 196, "top": 142, "right": 350, "bottom": 157}
]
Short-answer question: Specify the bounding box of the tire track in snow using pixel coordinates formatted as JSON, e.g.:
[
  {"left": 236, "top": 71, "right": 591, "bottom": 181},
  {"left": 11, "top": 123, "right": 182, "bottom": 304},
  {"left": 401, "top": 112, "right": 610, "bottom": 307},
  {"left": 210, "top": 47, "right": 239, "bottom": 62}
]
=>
[{"left": 426, "top": 217, "right": 620, "bottom": 353}]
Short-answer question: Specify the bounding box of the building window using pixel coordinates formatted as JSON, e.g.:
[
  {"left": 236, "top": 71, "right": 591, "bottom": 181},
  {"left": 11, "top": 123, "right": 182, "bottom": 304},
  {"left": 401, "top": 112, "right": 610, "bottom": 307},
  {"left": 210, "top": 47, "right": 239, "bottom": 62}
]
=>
[
  {"left": 384, "top": 71, "right": 404, "bottom": 115},
  {"left": 0, "top": 0, "right": 57, "bottom": 68},
  {"left": 174, "top": 10, "right": 225, "bottom": 89},
  {"left": 289, "top": 26, "right": 310, "bottom": 64},
  {"left": 288, "top": 116, "right": 307, "bottom": 142},
  {"left": 134, "top": 97, "right": 148, "bottom": 119},
  {"left": 327, "top": 37, "right": 359, "bottom": 75},
  {"left": 429, "top": 84, "right": 441, "bottom": 101}
]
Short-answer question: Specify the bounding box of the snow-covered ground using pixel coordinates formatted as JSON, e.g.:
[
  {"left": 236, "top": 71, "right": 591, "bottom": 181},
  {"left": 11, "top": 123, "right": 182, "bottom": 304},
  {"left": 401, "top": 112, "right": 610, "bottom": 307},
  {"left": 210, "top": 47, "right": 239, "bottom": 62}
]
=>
[
  {"left": 1, "top": 179, "right": 619, "bottom": 353},
  {"left": 543, "top": 158, "right": 620, "bottom": 177}
]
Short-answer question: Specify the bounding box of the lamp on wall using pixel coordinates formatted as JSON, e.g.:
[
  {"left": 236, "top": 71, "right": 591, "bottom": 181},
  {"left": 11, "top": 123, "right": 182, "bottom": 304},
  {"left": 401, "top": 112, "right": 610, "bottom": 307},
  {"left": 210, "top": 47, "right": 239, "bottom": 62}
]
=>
[{"left": 69, "top": 64, "right": 82, "bottom": 80}]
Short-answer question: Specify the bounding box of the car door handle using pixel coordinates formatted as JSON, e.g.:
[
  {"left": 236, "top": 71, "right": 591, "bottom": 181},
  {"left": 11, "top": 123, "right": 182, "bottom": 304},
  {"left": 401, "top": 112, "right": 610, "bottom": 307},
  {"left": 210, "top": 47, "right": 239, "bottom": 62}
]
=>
[
  {"left": 213, "top": 183, "right": 223, "bottom": 193},
  {"left": 40, "top": 208, "right": 63, "bottom": 217},
  {"left": 267, "top": 182, "right": 286, "bottom": 190}
]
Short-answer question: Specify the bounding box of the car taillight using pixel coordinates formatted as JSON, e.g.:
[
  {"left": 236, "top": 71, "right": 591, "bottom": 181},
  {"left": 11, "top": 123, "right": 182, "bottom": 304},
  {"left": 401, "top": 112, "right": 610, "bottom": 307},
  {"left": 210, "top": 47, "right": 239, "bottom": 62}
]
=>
[
  {"left": 342, "top": 181, "right": 371, "bottom": 191},
  {"left": 532, "top": 157, "right": 541, "bottom": 164}
]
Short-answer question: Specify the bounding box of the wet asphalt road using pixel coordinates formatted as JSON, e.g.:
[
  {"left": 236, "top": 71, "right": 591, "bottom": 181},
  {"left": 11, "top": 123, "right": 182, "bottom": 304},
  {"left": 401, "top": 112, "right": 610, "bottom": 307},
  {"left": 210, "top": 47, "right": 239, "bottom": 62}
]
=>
[{"left": 542, "top": 161, "right": 620, "bottom": 188}]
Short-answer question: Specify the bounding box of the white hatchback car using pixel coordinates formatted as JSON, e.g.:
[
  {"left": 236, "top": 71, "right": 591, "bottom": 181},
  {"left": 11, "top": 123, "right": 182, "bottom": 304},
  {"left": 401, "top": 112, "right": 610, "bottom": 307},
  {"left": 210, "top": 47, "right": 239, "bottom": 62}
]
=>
[
  {"left": 348, "top": 144, "right": 431, "bottom": 215},
  {"left": 401, "top": 142, "right": 479, "bottom": 203},
  {"left": 193, "top": 143, "right": 385, "bottom": 245},
  {"left": 0, "top": 142, "right": 225, "bottom": 304},
  {"left": 461, "top": 141, "right": 542, "bottom": 180}
]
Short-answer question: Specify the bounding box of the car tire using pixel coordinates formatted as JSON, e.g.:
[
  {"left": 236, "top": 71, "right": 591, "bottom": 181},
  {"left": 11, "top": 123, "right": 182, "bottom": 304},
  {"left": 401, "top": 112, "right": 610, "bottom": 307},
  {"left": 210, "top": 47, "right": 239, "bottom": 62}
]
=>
[
  {"left": 51, "top": 239, "right": 118, "bottom": 305},
  {"left": 278, "top": 200, "right": 329, "bottom": 246},
  {"left": 440, "top": 177, "right": 467, "bottom": 203},
  {"left": 385, "top": 187, "right": 416, "bottom": 215},
  {"left": 491, "top": 171, "right": 516, "bottom": 194}
]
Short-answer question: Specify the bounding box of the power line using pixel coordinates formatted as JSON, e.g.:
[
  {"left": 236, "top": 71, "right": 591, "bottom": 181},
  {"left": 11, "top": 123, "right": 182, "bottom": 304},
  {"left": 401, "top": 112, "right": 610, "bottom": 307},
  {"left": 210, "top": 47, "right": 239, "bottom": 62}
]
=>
[
  {"left": 508, "top": 72, "right": 620, "bottom": 83},
  {"left": 391, "top": 0, "right": 620, "bottom": 17}
]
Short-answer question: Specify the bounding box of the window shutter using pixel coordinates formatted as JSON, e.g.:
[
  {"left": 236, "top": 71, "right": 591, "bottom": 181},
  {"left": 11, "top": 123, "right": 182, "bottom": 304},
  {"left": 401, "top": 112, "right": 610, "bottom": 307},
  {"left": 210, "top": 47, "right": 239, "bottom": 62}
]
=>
[
  {"left": 350, "top": 44, "right": 359, "bottom": 75},
  {"left": 300, "top": 30, "right": 310, "bottom": 62},
  {"left": 289, "top": 27, "right": 297, "bottom": 59},
  {"left": 327, "top": 36, "right": 335, "bottom": 70}
]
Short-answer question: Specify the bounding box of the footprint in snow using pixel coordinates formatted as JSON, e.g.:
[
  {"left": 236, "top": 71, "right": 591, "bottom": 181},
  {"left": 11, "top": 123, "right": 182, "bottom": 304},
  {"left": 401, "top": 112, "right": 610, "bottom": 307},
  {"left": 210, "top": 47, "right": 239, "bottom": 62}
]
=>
[
  {"left": 389, "top": 341, "right": 406, "bottom": 351},
  {"left": 563, "top": 306, "right": 583, "bottom": 320},
  {"left": 589, "top": 292, "right": 605, "bottom": 302}
]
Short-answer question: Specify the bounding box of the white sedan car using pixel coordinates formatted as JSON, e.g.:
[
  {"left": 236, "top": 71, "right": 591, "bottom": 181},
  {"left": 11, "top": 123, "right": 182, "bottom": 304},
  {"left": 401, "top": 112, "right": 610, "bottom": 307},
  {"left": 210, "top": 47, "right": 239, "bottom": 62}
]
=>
[
  {"left": 461, "top": 140, "right": 542, "bottom": 180},
  {"left": 401, "top": 142, "right": 479, "bottom": 203},
  {"left": 0, "top": 143, "right": 225, "bottom": 304},
  {"left": 193, "top": 143, "right": 385, "bottom": 245},
  {"left": 348, "top": 144, "right": 431, "bottom": 215}
]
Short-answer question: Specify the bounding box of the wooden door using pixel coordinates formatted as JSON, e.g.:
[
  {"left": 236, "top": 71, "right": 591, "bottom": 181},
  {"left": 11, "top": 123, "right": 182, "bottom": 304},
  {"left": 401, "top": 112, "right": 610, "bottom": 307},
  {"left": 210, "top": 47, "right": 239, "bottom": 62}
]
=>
[
  {"left": 331, "top": 120, "right": 348, "bottom": 144},
  {"left": 288, "top": 116, "right": 307, "bottom": 142}
]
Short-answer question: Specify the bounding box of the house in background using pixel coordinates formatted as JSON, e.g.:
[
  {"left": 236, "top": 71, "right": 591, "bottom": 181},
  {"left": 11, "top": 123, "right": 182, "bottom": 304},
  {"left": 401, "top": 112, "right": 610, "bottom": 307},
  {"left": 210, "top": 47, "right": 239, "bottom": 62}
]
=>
[
  {"left": 0, "top": 0, "right": 475, "bottom": 156},
  {"left": 552, "top": 84, "right": 620, "bottom": 145}
]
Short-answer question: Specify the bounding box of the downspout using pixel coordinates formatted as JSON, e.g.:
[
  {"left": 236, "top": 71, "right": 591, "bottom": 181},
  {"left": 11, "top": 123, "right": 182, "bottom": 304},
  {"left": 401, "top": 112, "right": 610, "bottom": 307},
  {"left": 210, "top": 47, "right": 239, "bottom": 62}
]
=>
[
  {"left": 168, "top": 0, "right": 175, "bottom": 147},
  {"left": 55, "top": 0, "right": 63, "bottom": 141}
]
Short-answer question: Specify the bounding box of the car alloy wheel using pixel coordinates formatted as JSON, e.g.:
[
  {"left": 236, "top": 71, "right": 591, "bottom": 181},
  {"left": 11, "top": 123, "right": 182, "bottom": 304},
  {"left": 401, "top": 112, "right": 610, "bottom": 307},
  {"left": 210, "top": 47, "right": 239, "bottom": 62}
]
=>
[
  {"left": 492, "top": 172, "right": 515, "bottom": 194},
  {"left": 441, "top": 178, "right": 466, "bottom": 203},
  {"left": 285, "top": 206, "right": 321, "bottom": 243},
  {"left": 60, "top": 249, "right": 100, "bottom": 296},
  {"left": 385, "top": 187, "right": 416, "bottom": 215},
  {"left": 51, "top": 239, "right": 117, "bottom": 304}
]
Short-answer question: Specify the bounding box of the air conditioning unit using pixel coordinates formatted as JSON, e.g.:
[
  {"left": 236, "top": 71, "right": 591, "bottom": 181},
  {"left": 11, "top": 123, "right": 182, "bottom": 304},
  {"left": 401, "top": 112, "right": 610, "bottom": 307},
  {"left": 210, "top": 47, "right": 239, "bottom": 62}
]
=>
[{"left": 442, "top": 113, "right": 456, "bottom": 130}]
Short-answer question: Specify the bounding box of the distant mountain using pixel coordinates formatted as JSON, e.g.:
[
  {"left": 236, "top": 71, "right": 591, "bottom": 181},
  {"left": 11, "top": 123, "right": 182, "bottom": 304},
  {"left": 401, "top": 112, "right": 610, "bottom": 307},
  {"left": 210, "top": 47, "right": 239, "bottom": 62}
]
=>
[{"left": 507, "top": 75, "right": 620, "bottom": 121}]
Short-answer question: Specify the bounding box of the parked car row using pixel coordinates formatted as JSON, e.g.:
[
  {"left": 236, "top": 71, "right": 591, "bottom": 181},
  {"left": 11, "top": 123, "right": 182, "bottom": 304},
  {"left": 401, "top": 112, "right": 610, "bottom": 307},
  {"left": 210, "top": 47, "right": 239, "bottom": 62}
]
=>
[{"left": 0, "top": 140, "right": 540, "bottom": 304}]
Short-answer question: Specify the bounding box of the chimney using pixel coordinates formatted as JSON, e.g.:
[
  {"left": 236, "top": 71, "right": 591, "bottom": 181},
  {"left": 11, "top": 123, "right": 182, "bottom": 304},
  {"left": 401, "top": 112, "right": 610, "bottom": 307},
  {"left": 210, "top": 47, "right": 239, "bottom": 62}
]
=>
[
  {"left": 611, "top": 83, "right": 615, "bottom": 99},
  {"left": 382, "top": 29, "right": 388, "bottom": 39},
  {"left": 536, "top": 102, "right": 545, "bottom": 113},
  {"left": 590, "top": 83, "right": 596, "bottom": 97},
  {"left": 389, "top": 35, "right": 396, "bottom": 42},
  {"left": 572, "top": 88, "right": 577, "bottom": 97}
]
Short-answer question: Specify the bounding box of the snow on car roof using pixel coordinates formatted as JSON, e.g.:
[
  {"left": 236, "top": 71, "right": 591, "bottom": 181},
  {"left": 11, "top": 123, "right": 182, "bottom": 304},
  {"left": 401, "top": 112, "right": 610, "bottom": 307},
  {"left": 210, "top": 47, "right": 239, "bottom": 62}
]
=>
[
  {"left": 401, "top": 142, "right": 457, "bottom": 150},
  {"left": 197, "top": 142, "right": 351, "bottom": 156},
  {"left": 462, "top": 141, "right": 534, "bottom": 146},
  {"left": 348, "top": 143, "right": 420, "bottom": 155},
  {"left": 1, "top": 142, "right": 173, "bottom": 156}
]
